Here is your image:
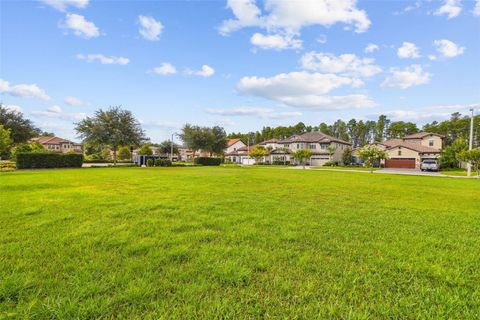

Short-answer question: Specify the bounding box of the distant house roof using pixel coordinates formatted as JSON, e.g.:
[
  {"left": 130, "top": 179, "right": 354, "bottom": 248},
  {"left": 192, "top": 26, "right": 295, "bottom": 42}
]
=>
[
  {"left": 279, "top": 131, "right": 351, "bottom": 145},
  {"left": 403, "top": 132, "right": 445, "bottom": 139},
  {"left": 259, "top": 138, "right": 278, "bottom": 145},
  {"left": 386, "top": 142, "right": 441, "bottom": 154},
  {"left": 227, "top": 138, "right": 243, "bottom": 147},
  {"left": 31, "top": 136, "right": 79, "bottom": 145}
]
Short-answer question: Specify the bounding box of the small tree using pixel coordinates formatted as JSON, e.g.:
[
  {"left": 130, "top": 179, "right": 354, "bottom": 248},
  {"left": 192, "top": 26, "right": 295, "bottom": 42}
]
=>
[
  {"left": 10, "top": 141, "right": 45, "bottom": 160},
  {"left": 249, "top": 145, "right": 268, "bottom": 164},
  {"left": 326, "top": 145, "right": 336, "bottom": 161},
  {"left": 458, "top": 148, "right": 480, "bottom": 177},
  {"left": 293, "top": 149, "right": 312, "bottom": 169},
  {"left": 0, "top": 125, "right": 13, "bottom": 160},
  {"left": 158, "top": 140, "right": 179, "bottom": 156},
  {"left": 138, "top": 144, "right": 153, "bottom": 155},
  {"left": 357, "top": 145, "right": 388, "bottom": 173},
  {"left": 342, "top": 147, "right": 353, "bottom": 166},
  {"left": 440, "top": 138, "right": 468, "bottom": 169},
  {"left": 0, "top": 104, "right": 41, "bottom": 143},
  {"left": 75, "top": 107, "right": 146, "bottom": 165},
  {"left": 118, "top": 146, "right": 131, "bottom": 160}
]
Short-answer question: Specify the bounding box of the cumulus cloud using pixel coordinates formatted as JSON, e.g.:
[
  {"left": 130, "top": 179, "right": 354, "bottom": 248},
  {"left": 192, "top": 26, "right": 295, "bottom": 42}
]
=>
[
  {"left": 299, "top": 52, "right": 382, "bottom": 78},
  {"left": 138, "top": 15, "right": 163, "bottom": 41},
  {"left": 0, "top": 79, "right": 50, "bottom": 101},
  {"left": 397, "top": 42, "right": 420, "bottom": 59},
  {"left": 434, "top": 0, "right": 462, "bottom": 19},
  {"left": 250, "top": 33, "right": 302, "bottom": 50},
  {"left": 382, "top": 65, "right": 431, "bottom": 89},
  {"left": 236, "top": 71, "right": 374, "bottom": 110},
  {"left": 434, "top": 39, "right": 465, "bottom": 58},
  {"left": 61, "top": 13, "right": 100, "bottom": 39},
  {"left": 64, "top": 96, "right": 85, "bottom": 106},
  {"left": 220, "top": 0, "right": 371, "bottom": 35},
  {"left": 373, "top": 104, "right": 479, "bottom": 122},
  {"left": 31, "top": 105, "right": 86, "bottom": 121},
  {"left": 76, "top": 54, "right": 129, "bottom": 65},
  {"left": 150, "top": 63, "right": 177, "bottom": 75},
  {"left": 364, "top": 43, "right": 379, "bottom": 53},
  {"left": 185, "top": 65, "right": 215, "bottom": 77},
  {"left": 207, "top": 107, "right": 302, "bottom": 118},
  {"left": 3, "top": 104, "right": 23, "bottom": 113},
  {"left": 41, "top": 0, "right": 89, "bottom": 11},
  {"left": 475, "top": 0, "right": 480, "bottom": 16}
]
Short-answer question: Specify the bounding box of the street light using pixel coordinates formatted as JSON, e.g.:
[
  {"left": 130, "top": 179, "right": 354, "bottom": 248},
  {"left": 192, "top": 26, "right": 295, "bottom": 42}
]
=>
[
  {"left": 467, "top": 108, "right": 474, "bottom": 177},
  {"left": 170, "top": 132, "right": 178, "bottom": 162}
]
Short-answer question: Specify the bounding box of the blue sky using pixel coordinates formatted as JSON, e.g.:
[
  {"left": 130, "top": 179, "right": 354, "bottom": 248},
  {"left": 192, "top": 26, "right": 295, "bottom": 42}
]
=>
[{"left": 1, "top": 0, "right": 479, "bottom": 142}]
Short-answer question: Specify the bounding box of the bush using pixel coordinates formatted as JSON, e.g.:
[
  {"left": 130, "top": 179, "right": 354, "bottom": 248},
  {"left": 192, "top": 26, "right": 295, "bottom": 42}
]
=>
[
  {"left": 154, "top": 159, "right": 172, "bottom": 167},
  {"left": 146, "top": 159, "right": 154, "bottom": 167},
  {"left": 83, "top": 159, "right": 133, "bottom": 164},
  {"left": 272, "top": 160, "right": 290, "bottom": 165},
  {"left": 0, "top": 161, "right": 16, "bottom": 171},
  {"left": 16, "top": 153, "right": 83, "bottom": 169},
  {"left": 323, "top": 161, "right": 338, "bottom": 167},
  {"left": 194, "top": 157, "right": 222, "bottom": 166}
]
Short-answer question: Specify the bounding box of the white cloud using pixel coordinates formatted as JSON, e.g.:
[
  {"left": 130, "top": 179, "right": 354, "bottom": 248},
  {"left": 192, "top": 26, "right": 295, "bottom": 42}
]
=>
[
  {"left": 61, "top": 13, "right": 100, "bottom": 39},
  {"left": 382, "top": 65, "right": 431, "bottom": 89},
  {"left": 64, "top": 96, "right": 85, "bottom": 106},
  {"left": 364, "top": 43, "right": 379, "bottom": 53},
  {"left": 138, "top": 15, "right": 163, "bottom": 41},
  {"left": 3, "top": 104, "right": 23, "bottom": 113},
  {"left": 0, "top": 79, "right": 50, "bottom": 101},
  {"left": 207, "top": 106, "right": 302, "bottom": 118},
  {"left": 317, "top": 34, "right": 327, "bottom": 44},
  {"left": 250, "top": 33, "right": 302, "bottom": 50},
  {"left": 375, "top": 104, "right": 479, "bottom": 122},
  {"left": 76, "top": 54, "right": 129, "bottom": 65},
  {"left": 220, "top": 0, "right": 371, "bottom": 35},
  {"left": 151, "top": 63, "right": 177, "bottom": 75},
  {"left": 428, "top": 55, "right": 437, "bottom": 61},
  {"left": 299, "top": 52, "right": 382, "bottom": 77},
  {"left": 434, "top": 0, "right": 462, "bottom": 19},
  {"left": 238, "top": 71, "right": 363, "bottom": 98},
  {"left": 41, "top": 0, "right": 89, "bottom": 11},
  {"left": 475, "top": 0, "right": 480, "bottom": 16},
  {"left": 433, "top": 39, "right": 465, "bottom": 58},
  {"left": 236, "top": 71, "right": 373, "bottom": 110},
  {"left": 397, "top": 42, "right": 420, "bottom": 58},
  {"left": 185, "top": 65, "right": 215, "bottom": 77},
  {"left": 32, "top": 105, "right": 86, "bottom": 121}
]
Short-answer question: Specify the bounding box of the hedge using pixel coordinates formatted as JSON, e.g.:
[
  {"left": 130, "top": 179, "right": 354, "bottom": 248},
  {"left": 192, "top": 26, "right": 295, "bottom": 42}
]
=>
[
  {"left": 154, "top": 159, "right": 172, "bottom": 167},
  {"left": 16, "top": 153, "right": 84, "bottom": 169},
  {"left": 194, "top": 157, "right": 222, "bottom": 166}
]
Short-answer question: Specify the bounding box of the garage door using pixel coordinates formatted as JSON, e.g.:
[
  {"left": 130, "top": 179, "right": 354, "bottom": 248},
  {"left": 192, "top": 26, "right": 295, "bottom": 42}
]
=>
[
  {"left": 310, "top": 157, "right": 330, "bottom": 166},
  {"left": 385, "top": 158, "right": 415, "bottom": 169}
]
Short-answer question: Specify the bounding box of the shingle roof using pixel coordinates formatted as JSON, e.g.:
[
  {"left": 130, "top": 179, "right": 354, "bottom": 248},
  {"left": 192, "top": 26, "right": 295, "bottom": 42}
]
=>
[
  {"left": 279, "top": 131, "right": 351, "bottom": 145},
  {"left": 227, "top": 138, "right": 243, "bottom": 147},
  {"left": 31, "top": 136, "right": 73, "bottom": 145},
  {"left": 259, "top": 138, "right": 278, "bottom": 145},
  {"left": 386, "top": 141, "right": 441, "bottom": 154},
  {"left": 404, "top": 132, "right": 445, "bottom": 139}
]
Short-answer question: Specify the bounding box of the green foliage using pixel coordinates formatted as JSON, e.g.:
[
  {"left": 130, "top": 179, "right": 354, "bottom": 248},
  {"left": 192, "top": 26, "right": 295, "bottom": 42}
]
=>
[
  {"left": 179, "top": 124, "right": 227, "bottom": 156},
  {"left": 138, "top": 144, "right": 153, "bottom": 155},
  {"left": 117, "top": 146, "right": 131, "bottom": 160},
  {"left": 342, "top": 147, "right": 353, "bottom": 166},
  {"left": 0, "top": 104, "right": 41, "bottom": 143},
  {"left": 158, "top": 140, "right": 179, "bottom": 155},
  {"left": 423, "top": 112, "right": 480, "bottom": 146},
  {"left": 0, "top": 124, "right": 13, "bottom": 159},
  {"left": 323, "top": 161, "right": 339, "bottom": 167},
  {"left": 458, "top": 147, "right": 480, "bottom": 176},
  {"left": 248, "top": 145, "right": 268, "bottom": 162},
  {"left": 194, "top": 157, "right": 222, "bottom": 166},
  {"left": 439, "top": 138, "right": 468, "bottom": 169},
  {"left": 293, "top": 149, "right": 313, "bottom": 167},
  {"left": 10, "top": 141, "right": 45, "bottom": 160},
  {"left": 16, "top": 153, "right": 83, "bottom": 169},
  {"left": 357, "top": 146, "right": 388, "bottom": 172},
  {"left": 146, "top": 158, "right": 154, "bottom": 167},
  {"left": 154, "top": 159, "right": 172, "bottom": 167},
  {"left": 75, "top": 106, "right": 146, "bottom": 163}
]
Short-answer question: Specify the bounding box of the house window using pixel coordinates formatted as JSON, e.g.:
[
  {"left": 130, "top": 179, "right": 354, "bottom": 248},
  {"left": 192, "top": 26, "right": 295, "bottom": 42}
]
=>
[
  {"left": 429, "top": 140, "right": 434, "bottom": 147},
  {"left": 398, "top": 150, "right": 402, "bottom": 156},
  {"left": 309, "top": 144, "right": 316, "bottom": 149},
  {"left": 320, "top": 144, "right": 328, "bottom": 150},
  {"left": 284, "top": 144, "right": 289, "bottom": 148}
]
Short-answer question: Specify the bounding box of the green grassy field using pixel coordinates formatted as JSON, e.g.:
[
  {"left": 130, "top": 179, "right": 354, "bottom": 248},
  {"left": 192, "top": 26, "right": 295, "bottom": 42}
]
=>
[{"left": 1, "top": 167, "right": 479, "bottom": 318}]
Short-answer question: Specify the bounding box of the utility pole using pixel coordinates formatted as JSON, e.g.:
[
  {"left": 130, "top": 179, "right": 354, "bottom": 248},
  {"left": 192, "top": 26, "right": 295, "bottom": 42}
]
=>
[
  {"left": 170, "top": 133, "right": 174, "bottom": 162},
  {"left": 467, "top": 108, "right": 474, "bottom": 177}
]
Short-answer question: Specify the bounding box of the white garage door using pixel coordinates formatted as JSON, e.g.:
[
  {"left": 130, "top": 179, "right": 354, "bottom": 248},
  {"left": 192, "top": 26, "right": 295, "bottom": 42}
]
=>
[{"left": 310, "top": 157, "right": 330, "bottom": 166}]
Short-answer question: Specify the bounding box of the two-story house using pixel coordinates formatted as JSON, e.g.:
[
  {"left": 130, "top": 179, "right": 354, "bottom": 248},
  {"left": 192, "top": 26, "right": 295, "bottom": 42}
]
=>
[{"left": 31, "top": 136, "right": 83, "bottom": 153}]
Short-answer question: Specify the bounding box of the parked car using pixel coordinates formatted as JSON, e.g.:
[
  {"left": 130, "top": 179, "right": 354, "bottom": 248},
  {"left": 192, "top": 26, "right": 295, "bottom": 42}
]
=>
[{"left": 420, "top": 159, "right": 439, "bottom": 172}]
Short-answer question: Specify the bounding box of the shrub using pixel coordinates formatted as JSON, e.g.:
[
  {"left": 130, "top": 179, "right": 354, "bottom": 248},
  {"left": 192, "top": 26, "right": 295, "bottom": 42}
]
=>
[
  {"left": 154, "top": 159, "right": 172, "bottom": 167},
  {"left": 0, "top": 161, "right": 16, "bottom": 171},
  {"left": 16, "top": 153, "right": 83, "bottom": 169},
  {"left": 272, "top": 160, "right": 290, "bottom": 165},
  {"left": 323, "top": 161, "right": 338, "bottom": 167},
  {"left": 194, "top": 157, "right": 222, "bottom": 166},
  {"left": 146, "top": 159, "right": 154, "bottom": 167}
]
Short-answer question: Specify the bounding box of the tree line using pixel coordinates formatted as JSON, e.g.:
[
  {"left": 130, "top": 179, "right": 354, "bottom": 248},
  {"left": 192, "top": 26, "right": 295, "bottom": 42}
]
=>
[{"left": 228, "top": 113, "right": 480, "bottom": 148}]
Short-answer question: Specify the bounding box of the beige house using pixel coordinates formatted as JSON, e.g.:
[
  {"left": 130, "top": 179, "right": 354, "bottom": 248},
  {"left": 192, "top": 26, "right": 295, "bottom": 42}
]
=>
[
  {"left": 372, "top": 132, "right": 444, "bottom": 169},
  {"left": 31, "top": 136, "right": 83, "bottom": 153}
]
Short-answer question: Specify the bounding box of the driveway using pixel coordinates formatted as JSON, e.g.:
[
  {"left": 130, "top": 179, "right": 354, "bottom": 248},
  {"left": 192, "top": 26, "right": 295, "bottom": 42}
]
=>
[{"left": 376, "top": 168, "right": 443, "bottom": 176}]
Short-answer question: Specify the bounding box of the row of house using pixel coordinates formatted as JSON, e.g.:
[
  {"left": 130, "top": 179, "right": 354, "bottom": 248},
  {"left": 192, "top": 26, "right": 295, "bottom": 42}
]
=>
[{"left": 225, "top": 131, "right": 444, "bottom": 169}]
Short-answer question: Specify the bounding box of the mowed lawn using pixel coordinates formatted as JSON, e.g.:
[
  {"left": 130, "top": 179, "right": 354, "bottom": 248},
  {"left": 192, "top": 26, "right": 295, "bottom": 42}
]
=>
[{"left": 1, "top": 167, "right": 479, "bottom": 319}]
